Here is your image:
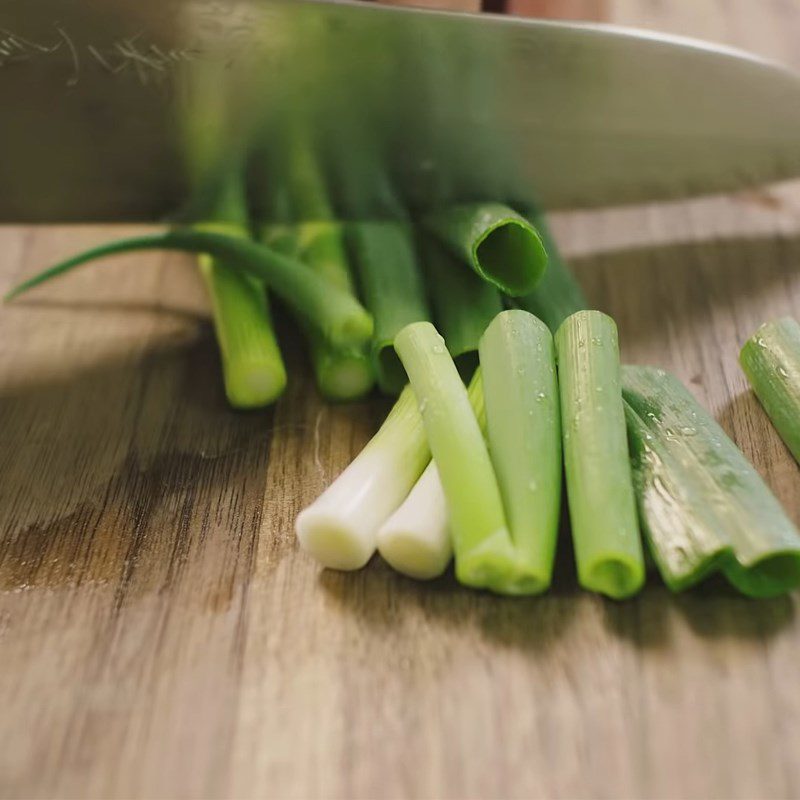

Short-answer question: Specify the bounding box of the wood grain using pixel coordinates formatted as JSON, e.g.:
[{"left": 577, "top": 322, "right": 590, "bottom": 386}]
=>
[{"left": 3, "top": 3, "right": 800, "bottom": 799}]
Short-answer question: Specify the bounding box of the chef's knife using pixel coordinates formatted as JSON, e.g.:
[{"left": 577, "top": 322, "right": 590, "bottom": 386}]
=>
[{"left": 0, "top": 0, "right": 799, "bottom": 221}]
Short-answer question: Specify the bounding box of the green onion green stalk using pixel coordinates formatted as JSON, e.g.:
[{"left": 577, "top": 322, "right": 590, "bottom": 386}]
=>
[
  {"left": 420, "top": 233, "right": 503, "bottom": 375},
  {"left": 349, "top": 221, "right": 431, "bottom": 394},
  {"left": 623, "top": 365, "right": 800, "bottom": 597},
  {"left": 377, "top": 371, "right": 486, "bottom": 580},
  {"left": 394, "top": 321, "right": 519, "bottom": 593},
  {"left": 514, "top": 212, "right": 588, "bottom": 333},
  {"left": 740, "top": 316, "right": 800, "bottom": 464},
  {"left": 479, "top": 310, "right": 562, "bottom": 594},
  {"left": 555, "top": 310, "right": 645, "bottom": 599}
]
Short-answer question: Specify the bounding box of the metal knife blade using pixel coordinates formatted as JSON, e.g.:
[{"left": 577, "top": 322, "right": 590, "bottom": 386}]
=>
[{"left": 1, "top": 0, "right": 799, "bottom": 222}]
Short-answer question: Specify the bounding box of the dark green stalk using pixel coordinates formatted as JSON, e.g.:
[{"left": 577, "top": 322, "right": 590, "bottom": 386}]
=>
[
  {"left": 514, "top": 212, "right": 588, "bottom": 333},
  {"left": 349, "top": 221, "right": 431, "bottom": 394},
  {"left": 420, "top": 233, "right": 502, "bottom": 375}
]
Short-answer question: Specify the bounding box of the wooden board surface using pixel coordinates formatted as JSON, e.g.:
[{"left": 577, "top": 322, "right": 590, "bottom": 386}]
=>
[{"left": 3, "top": 2, "right": 800, "bottom": 799}]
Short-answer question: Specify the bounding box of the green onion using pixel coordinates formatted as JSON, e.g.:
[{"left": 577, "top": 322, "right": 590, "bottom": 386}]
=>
[
  {"left": 479, "top": 310, "right": 562, "bottom": 594},
  {"left": 295, "top": 384, "right": 429, "bottom": 570},
  {"left": 198, "top": 227, "right": 287, "bottom": 409},
  {"left": 420, "top": 234, "right": 503, "bottom": 375},
  {"left": 377, "top": 370, "right": 486, "bottom": 580},
  {"left": 623, "top": 365, "right": 800, "bottom": 598},
  {"left": 514, "top": 212, "right": 588, "bottom": 333},
  {"left": 349, "top": 221, "right": 431, "bottom": 394},
  {"left": 740, "top": 316, "right": 800, "bottom": 463},
  {"left": 394, "top": 321, "right": 519, "bottom": 593},
  {"left": 424, "top": 203, "right": 547, "bottom": 296},
  {"left": 376, "top": 460, "right": 450, "bottom": 580},
  {"left": 5, "top": 229, "right": 373, "bottom": 351},
  {"left": 555, "top": 311, "right": 644, "bottom": 599},
  {"left": 263, "top": 221, "right": 374, "bottom": 401}
]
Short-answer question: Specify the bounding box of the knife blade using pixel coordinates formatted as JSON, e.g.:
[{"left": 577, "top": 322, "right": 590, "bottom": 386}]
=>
[{"left": 0, "top": 0, "right": 799, "bottom": 222}]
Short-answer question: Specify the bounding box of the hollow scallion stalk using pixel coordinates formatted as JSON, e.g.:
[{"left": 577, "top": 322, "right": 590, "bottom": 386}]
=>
[
  {"left": 623, "top": 365, "right": 800, "bottom": 598},
  {"left": 263, "top": 221, "right": 374, "bottom": 400},
  {"left": 377, "top": 371, "right": 486, "bottom": 580},
  {"left": 555, "top": 311, "right": 644, "bottom": 599},
  {"left": 394, "top": 321, "right": 520, "bottom": 593},
  {"left": 424, "top": 203, "right": 547, "bottom": 296},
  {"left": 479, "top": 310, "right": 562, "bottom": 594},
  {"left": 295, "top": 385, "right": 429, "bottom": 570},
  {"left": 5, "top": 230, "right": 373, "bottom": 351},
  {"left": 740, "top": 317, "right": 800, "bottom": 463},
  {"left": 513, "top": 213, "right": 588, "bottom": 333},
  {"left": 421, "top": 234, "right": 502, "bottom": 375},
  {"left": 349, "top": 221, "right": 431, "bottom": 394},
  {"left": 198, "top": 223, "right": 287, "bottom": 408}
]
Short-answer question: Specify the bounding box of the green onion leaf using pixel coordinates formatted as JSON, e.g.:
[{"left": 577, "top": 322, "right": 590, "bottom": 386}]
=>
[
  {"left": 555, "top": 311, "right": 644, "bottom": 599},
  {"left": 5, "top": 229, "right": 373, "bottom": 352},
  {"left": 349, "top": 221, "right": 431, "bottom": 394},
  {"left": 479, "top": 310, "right": 562, "bottom": 594},
  {"left": 424, "top": 203, "right": 547, "bottom": 296},
  {"left": 740, "top": 316, "right": 800, "bottom": 464},
  {"left": 623, "top": 365, "right": 800, "bottom": 598}
]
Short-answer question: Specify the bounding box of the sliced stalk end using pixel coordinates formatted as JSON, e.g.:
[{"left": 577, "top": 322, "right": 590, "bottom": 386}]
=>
[
  {"left": 724, "top": 551, "right": 800, "bottom": 598},
  {"left": 295, "top": 509, "right": 375, "bottom": 571},
  {"left": 473, "top": 216, "right": 547, "bottom": 297},
  {"left": 378, "top": 533, "right": 451, "bottom": 581},
  {"left": 222, "top": 357, "right": 287, "bottom": 409},
  {"left": 582, "top": 556, "right": 645, "bottom": 600},
  {"left": 316, "top": 349, "right": 375, "bottom": 401}
]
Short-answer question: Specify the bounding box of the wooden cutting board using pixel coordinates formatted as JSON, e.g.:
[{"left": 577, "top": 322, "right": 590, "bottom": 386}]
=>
[{"left": 3, "top": 2, "right": 800, "bottom": 798}]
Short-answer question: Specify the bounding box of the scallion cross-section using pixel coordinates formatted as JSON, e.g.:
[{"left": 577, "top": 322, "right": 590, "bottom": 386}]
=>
[{"left": 424, "top": 203, "right": 547, "bottom": 296}]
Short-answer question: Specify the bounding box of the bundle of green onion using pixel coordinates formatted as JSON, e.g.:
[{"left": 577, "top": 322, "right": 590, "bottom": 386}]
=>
[{"left": 7, "top": 194, "right": 800, "bottom": 599}]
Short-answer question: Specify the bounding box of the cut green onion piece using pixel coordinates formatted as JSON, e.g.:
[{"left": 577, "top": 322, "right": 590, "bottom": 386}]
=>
[
  {"left": 622, "top": 365, "right": 800, "bottom": 598},
  {"left": 425, "top": 203, "right": 547, "bottom": 296},
  {"left": 377, "top": 460, "right": 450, "bottom": 580},
  {"left": 479, "top": 310, "right": 562, "bottom": 594},
  {"left": 5, "top": 229, "right": 373, "bottom": 351},
  {"left": 394, "top": 321, "right": 519, "bottom": 593},
  {"left": 295, "top": 385, "right": 429, "bottom": 570},
  {"left": 377, "top": 370, "right": 486, "bottom": 580},
  {"left": 349, "top": 221, "right": 431, "bottom": 394},
  {"left": 555, "top": 311, "right": 644, "bottom": 599},
  {"left": 263, "top": 222, "right": 374, "bottom": 401},
  {"left": 421, "top": 234, "right": 503, "bottom": 374},
  {"left": 514, "top": 213, "right": 588, "bottom": 333},
  {"left": 740, "top": 316, "right": 800, "bottom": 463},
  {"left": 198, "top": 222, "right": 287, "bottom": 408}
]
